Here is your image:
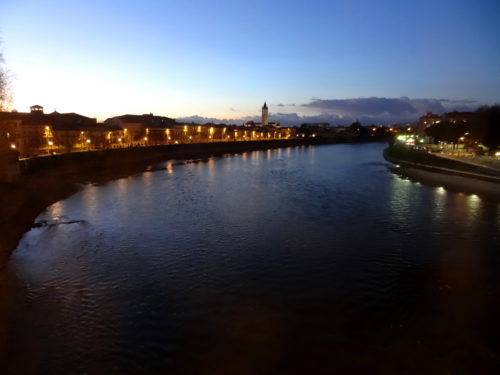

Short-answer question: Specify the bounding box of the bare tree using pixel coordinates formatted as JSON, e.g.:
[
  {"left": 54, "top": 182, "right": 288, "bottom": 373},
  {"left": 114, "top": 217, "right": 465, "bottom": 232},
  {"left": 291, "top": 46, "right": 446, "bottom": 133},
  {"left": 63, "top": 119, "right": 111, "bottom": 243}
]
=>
[
  {"left": 0, "top": 48, "right": 11, "bottom": 111},
  {"left": 1, "top": 44, "right": 13, "bottom": 151}
]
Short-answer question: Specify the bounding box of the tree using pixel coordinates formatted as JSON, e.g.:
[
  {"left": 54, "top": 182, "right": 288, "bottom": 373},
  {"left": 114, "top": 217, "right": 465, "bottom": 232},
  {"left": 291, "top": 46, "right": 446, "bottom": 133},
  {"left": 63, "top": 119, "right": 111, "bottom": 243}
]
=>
[
  {"left": 425, "top": 121, "right": 469, "bottom": 146},
  {"left": 470, "top": 105, "right": 500, "bottom": 152},
  {"left": 349, "top": 120, "right": 362, "bottom": 132},
  {"left": 0, "top": 50, "right": 11, "bottom": 111},
  {"left": 349, "top": 119, "right": 369, "bottom": 137},
  {"left": 1, "top": 46, "right": 14, "bottom": 151}
]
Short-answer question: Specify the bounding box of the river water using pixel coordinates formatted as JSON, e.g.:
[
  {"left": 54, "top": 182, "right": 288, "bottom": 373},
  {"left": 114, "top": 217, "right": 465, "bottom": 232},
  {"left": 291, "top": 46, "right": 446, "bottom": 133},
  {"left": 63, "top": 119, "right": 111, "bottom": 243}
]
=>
[{"left": 3, "top": 143, "right": 500, "bottom": 373}]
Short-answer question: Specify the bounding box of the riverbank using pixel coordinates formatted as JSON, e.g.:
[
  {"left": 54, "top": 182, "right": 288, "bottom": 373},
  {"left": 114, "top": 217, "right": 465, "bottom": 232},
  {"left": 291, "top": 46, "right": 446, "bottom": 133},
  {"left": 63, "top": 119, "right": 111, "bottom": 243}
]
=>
[
  {"left": 384, "top": 145, "right": 500, "bottom": 201},
  {"left": 1, "top": 138, "right": 385, "bottom": 264}
]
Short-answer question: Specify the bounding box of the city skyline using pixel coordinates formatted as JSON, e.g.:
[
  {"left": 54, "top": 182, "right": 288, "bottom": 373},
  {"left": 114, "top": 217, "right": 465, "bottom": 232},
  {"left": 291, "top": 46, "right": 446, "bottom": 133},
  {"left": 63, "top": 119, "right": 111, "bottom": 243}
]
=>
[{"left": 1, "top": 0, "right": 499, "bottom": 124}]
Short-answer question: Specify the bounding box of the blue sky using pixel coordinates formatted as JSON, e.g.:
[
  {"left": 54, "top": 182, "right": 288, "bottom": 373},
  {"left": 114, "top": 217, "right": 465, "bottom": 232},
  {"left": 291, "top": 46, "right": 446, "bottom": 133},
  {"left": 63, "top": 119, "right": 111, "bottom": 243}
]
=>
[{"left": 1, "top": 0, "right": 499, "bottom": 124}]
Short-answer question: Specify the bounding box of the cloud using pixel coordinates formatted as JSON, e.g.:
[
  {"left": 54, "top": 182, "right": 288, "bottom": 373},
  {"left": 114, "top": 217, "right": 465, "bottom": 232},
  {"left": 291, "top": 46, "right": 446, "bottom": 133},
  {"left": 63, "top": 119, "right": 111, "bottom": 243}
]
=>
[
  {"left": 303, "top": 97, "right": 417, "bottom": 116},
  {"left": 300, "top": 97, "right": 480, "bottom": 123},
  {"left": 177, "top": 97, "right": 482, "bottom": 127},
  {"left": 176, "top": 115, "right": 246, "bottom": 125}
]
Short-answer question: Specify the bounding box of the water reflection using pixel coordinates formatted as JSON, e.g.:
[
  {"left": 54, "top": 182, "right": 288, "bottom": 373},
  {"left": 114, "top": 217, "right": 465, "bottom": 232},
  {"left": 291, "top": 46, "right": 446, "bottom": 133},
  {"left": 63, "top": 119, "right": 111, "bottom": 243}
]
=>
[
  {"left": 81, "top": 185, "right": 99, "bottom": 217},
  {"left": 165, "top": 161, "right": 174, "bottom": 174},
  {"left": 4, "top": 143, "right": 500, "bottom": 373}
]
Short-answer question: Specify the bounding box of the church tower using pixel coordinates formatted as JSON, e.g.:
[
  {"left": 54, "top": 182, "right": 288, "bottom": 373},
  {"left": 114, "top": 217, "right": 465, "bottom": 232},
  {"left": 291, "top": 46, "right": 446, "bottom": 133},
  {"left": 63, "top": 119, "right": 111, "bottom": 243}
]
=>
[{"left": 262, "top": 102, "right": 269, "bottom": 126}]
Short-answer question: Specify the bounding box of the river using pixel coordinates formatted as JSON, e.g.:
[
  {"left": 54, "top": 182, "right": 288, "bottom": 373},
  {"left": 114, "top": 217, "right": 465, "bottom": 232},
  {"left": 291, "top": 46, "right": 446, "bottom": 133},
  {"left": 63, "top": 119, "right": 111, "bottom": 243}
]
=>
[{"left": 3, "top": 142, "right": 500, "bottom": 373}]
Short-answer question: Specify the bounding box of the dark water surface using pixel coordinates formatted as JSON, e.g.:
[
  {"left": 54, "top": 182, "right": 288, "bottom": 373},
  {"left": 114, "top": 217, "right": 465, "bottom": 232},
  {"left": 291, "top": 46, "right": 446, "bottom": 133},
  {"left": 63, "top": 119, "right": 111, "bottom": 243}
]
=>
[{"left": 4, "top": 143, "right": 500, "bottom": 374}]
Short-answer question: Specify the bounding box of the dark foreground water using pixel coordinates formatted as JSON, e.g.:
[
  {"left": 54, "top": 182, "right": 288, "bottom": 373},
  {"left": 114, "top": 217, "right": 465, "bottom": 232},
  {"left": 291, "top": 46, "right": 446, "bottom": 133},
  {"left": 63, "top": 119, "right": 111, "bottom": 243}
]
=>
[{"left": 3, "top": 143, "right": 500, "bottom": 374}]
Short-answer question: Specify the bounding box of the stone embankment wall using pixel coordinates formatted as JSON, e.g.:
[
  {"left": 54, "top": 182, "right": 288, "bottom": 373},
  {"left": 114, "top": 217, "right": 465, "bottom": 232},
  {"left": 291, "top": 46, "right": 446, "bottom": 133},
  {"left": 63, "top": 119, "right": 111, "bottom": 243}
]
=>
[
  {"left": 384, "top": 146, "right": 500, "bottom": 202},
  {"left": 0, "top": 150, "right": 20, "bottom": 184},
  {"left": 384, "top": 145, "right": 500, "bottom": 183},
  {"left": 19, "top": 140, "right": 307, "bottom": 176}
]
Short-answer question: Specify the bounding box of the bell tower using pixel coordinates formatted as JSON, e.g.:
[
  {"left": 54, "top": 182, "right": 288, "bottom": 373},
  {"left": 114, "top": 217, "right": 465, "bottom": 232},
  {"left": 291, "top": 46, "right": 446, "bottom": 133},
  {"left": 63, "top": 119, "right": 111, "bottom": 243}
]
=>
[{"left": 262, "top": 102, "right": 268, "bottom": 126}]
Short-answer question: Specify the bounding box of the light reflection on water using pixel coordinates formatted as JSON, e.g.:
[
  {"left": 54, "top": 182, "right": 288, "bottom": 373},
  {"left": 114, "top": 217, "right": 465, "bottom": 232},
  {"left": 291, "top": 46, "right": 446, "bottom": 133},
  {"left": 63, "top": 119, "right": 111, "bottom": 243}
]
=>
[{"left": 3, "top": 143, "right": 500, "bottom": 374}]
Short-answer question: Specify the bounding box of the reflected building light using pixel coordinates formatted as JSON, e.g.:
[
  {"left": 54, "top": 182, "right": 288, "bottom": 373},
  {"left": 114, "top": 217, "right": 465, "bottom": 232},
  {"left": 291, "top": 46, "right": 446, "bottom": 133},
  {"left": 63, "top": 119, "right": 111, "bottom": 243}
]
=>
[
  {"left": 466, "top": 193, "right": 481, "bottom": 215},
  {"left": 48, "top": 200, "right": 64, "bottom": 218},
  {"left": 82, "top": 185, "right": 99, "bottom": 216}
]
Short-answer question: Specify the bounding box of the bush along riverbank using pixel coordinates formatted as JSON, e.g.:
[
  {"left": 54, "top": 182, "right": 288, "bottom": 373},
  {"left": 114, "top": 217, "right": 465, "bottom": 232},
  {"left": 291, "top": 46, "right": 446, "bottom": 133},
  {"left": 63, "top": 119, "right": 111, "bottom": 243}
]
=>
[{"left": 383, "top": 144, "right": 500, "bottom": 200}]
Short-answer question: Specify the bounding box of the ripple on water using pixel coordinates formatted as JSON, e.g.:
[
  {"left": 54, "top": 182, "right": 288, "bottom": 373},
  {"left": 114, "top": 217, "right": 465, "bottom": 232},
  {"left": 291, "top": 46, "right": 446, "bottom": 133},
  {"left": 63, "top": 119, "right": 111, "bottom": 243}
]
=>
[{"left": 6, "top": 143, "right": 500, "bottom": 373}]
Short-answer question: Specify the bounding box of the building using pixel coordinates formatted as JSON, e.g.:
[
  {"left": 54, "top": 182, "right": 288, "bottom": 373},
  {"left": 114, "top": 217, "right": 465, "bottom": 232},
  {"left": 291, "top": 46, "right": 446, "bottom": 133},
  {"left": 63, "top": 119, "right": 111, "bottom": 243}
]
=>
[
  {"left": 0, "top": 105, "right": 120, "bottom": 157},
  {"left": 1, "top": 104, "right": 299, "bottom": 157},
  {"left": 105, "top": 113, "right": 177, "bottom": 145},
  {"left": 442, "top": 111, "right": 475, "bottom": 123},
  {"left": 417, "top": 111, "right": 475, "bottom": 137},
  {"left": 262, "top": 101, "right": 269, "bottom": 126},
  {"left": 417, "top": 112, "right": 442, "bottom": 136},
  {"left": 244, "top": 102, "right": 280, "bottom": 128}
]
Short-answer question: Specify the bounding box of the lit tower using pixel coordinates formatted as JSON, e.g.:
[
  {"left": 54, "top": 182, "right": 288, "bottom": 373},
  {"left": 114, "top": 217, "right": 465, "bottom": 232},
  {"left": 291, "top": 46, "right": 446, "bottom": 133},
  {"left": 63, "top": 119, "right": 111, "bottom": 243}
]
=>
[{"left": 262, "top": 102, "right": 269, "bottom": 126}]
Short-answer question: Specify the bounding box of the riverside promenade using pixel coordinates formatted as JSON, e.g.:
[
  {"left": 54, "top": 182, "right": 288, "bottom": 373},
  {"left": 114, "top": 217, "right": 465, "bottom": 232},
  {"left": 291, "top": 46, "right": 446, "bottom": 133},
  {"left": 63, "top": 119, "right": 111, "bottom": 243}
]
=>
[{"left": 434, "top": 152, "right": 500, "bottom": 171}]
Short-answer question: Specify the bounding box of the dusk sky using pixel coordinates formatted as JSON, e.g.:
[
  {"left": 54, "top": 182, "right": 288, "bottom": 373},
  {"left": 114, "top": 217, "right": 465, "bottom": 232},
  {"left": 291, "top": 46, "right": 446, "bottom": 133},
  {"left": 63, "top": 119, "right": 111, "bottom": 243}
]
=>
[{"left": 1, "top": 0, "right": 499, "bottom": 124}]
